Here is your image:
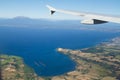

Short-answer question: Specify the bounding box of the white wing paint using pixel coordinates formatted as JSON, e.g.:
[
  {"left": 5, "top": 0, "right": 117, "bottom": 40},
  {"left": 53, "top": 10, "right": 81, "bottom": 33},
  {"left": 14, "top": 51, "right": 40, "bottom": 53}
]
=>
[{"left": 46, "top": 5, "right": 120, "bottom": 24}]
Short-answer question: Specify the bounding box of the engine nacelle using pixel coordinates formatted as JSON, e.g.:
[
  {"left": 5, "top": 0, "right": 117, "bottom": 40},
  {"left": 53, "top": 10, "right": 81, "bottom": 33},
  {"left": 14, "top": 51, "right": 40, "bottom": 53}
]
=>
[{"left": 81, "top": 19, "right": 107, "bottom": 24}]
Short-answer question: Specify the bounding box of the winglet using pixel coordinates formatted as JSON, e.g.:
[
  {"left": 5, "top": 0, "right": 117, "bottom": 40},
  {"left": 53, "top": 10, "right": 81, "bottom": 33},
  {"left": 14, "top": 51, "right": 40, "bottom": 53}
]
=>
[{"left": 46, "top": 5, "right": 56, "bottom": 15}]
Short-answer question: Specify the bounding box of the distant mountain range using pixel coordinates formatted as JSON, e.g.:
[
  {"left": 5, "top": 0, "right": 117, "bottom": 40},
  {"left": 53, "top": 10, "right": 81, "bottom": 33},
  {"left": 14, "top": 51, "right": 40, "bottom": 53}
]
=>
[{"left": 0, "top": 16, "right": 79, "bottom": 27}]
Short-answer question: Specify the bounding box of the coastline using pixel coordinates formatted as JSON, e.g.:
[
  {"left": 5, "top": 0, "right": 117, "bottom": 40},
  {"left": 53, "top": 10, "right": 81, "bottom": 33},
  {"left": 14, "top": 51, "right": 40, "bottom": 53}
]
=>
[
  {"left": 54, "top": 37, "right": 120, "bottom": 80},
  {"left": 1, "top": 37, "right": 120, "bottom": 80},
  {"left": 0, "top": 54, "right": 44, "bottom": 80}
]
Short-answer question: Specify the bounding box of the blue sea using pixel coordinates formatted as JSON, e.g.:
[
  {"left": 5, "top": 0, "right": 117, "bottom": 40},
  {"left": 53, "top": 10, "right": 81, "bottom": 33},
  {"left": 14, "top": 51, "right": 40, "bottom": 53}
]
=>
[{"left": 0, "top": 26, "right": 119, "bottom": 76}]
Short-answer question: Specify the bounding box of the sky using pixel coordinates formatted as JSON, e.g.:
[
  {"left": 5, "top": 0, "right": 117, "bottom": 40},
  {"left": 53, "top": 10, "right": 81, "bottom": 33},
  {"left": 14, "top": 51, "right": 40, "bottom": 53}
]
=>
[{"left": 0, "top": 0, "right": 120, "bottom": 20}]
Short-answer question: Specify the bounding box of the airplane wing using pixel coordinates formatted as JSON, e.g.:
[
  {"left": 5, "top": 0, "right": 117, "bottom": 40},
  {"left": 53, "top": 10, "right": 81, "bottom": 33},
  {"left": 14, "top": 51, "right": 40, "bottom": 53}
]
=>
[{"left": 46, "top": 5, "right": 120, "bottom": 24}]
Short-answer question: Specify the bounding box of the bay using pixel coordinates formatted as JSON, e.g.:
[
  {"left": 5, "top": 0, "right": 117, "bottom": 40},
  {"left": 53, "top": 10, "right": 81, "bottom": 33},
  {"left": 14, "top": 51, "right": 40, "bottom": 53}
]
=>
[{"left": 0, "top": 26, "right": 119, "bottom": 76}]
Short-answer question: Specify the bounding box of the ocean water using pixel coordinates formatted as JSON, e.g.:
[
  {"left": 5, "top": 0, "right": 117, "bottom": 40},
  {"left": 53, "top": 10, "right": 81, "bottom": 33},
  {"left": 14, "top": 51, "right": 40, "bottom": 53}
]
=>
[{"left": 0, "top": 26, "right": 119, "bottom": 76}]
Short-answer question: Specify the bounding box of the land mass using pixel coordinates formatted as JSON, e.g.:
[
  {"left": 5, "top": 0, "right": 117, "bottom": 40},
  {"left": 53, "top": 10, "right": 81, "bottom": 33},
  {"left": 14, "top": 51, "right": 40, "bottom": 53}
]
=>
[
  {"left": 0, "top": 17, "right": 120, "bottom": 32},
  {"left": 54, "top": 37, "right": 120, "bottom": 80},
  {"left": 0, "top": 54, "right": 44, "bottom": 80}
]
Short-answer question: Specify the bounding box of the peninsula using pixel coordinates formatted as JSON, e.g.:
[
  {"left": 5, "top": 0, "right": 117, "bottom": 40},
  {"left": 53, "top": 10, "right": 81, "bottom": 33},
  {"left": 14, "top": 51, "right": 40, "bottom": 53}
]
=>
[{"left": 53, "top": 37, "right": 120, "bottom": 80}]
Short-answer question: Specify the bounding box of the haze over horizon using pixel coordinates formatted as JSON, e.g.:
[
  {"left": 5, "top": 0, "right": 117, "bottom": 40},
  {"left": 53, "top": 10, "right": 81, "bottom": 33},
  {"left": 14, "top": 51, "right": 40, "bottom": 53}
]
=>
[{"left": 0, "top": 0, "right": 120, "bottom": 20}]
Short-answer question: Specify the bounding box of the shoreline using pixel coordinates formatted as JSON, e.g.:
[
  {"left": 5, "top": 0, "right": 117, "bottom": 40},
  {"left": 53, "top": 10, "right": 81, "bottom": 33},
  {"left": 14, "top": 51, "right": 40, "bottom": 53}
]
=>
[
  {"left": 1, "top": 37, "right": 120, "bottom": 80},
  {"left": 54, "top": 37, "right": 120, "bottom": 80},
  {"left": 0, "top": 54, "right": 45, "bottom": 80}
]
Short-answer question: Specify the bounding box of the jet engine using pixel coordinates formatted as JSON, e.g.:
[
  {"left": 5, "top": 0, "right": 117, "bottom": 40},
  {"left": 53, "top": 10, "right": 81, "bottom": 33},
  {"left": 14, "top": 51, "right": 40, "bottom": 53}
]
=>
[{"left": 81, "top": 19, "right": 107, "bottom": 24}]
